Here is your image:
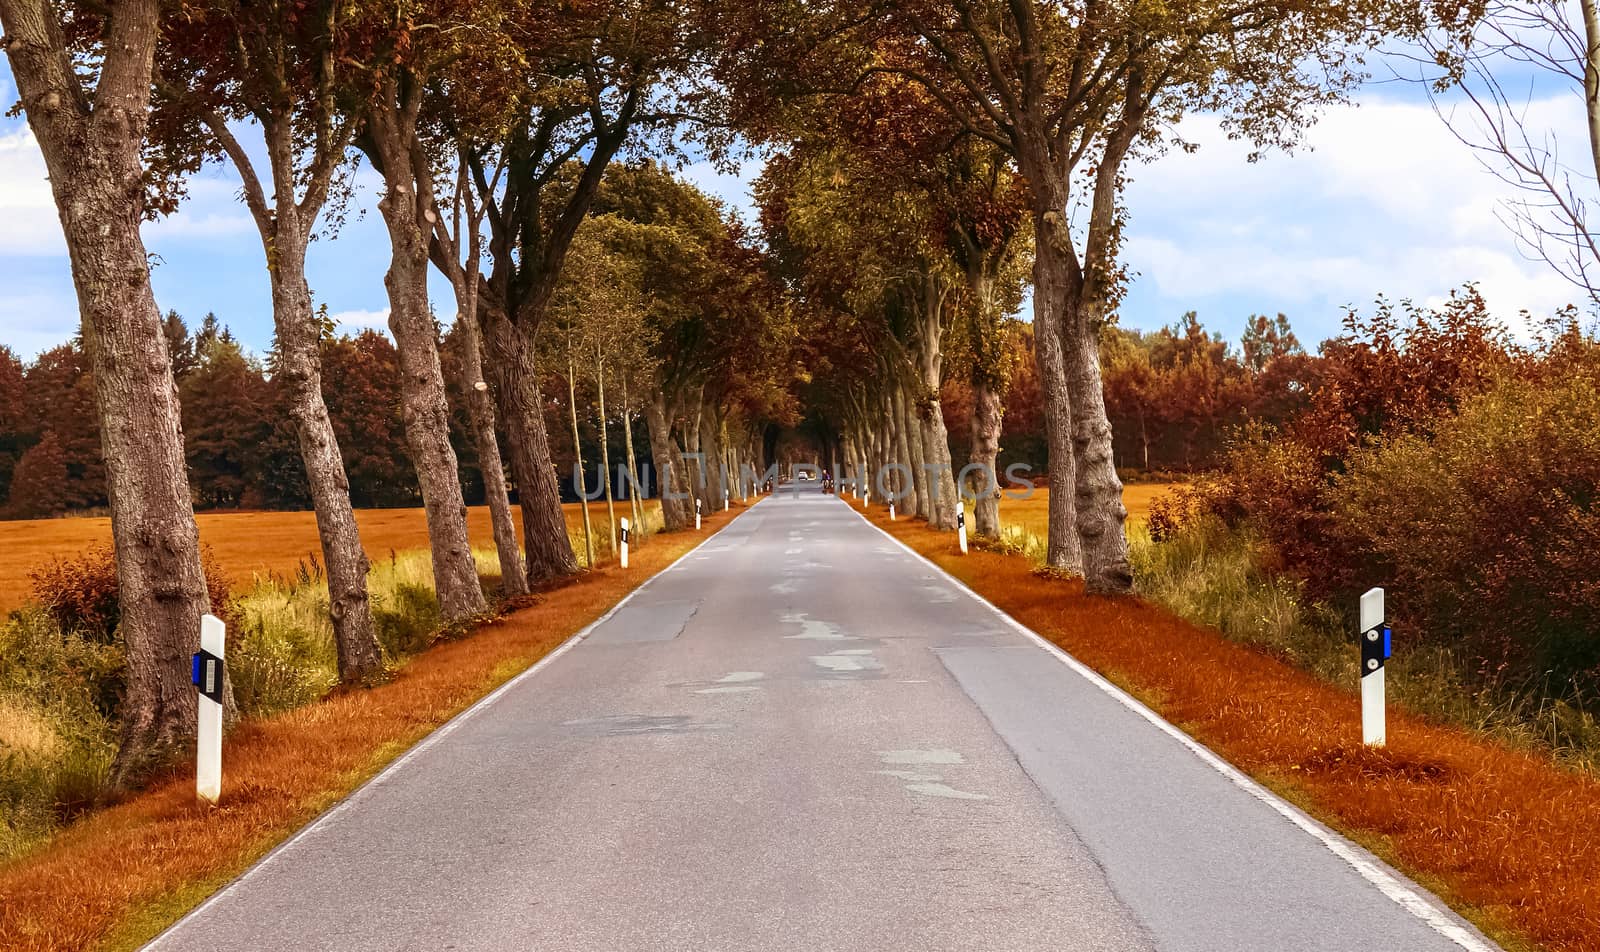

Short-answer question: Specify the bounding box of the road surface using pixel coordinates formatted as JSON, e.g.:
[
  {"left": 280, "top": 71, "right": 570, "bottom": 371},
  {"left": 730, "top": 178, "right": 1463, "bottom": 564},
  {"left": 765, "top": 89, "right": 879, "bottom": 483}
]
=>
[{"left": 147, "top": 486, "right": 1499, "bottom": 952}]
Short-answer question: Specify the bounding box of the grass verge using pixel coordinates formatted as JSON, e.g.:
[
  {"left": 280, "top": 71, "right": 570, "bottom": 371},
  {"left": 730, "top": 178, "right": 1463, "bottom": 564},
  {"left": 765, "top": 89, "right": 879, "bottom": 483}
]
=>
[
  {"left": 861, "top": 503, "right": 1600, "bottom": 952},
  {"left": 0, "top": 501, "right": 746, "bottom": 952}
]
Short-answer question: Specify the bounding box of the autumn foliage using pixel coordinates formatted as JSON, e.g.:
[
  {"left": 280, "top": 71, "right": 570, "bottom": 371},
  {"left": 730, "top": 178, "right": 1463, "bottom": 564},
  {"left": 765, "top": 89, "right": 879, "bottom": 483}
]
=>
[
  {"left": 0, "top": 506, "right": 748, "bottom": 952},
  {"left": 0, "top": 317, "right": 656, "bottom": 517},
  {"left": 28, "top": 546, "right": 236, "bottom": 646},
  {"left": 870, "top": 509, "right": 1600, "bottom": 952},
  {"left": 1160, "top": 288, "right": 1600, "bottom": 700}
]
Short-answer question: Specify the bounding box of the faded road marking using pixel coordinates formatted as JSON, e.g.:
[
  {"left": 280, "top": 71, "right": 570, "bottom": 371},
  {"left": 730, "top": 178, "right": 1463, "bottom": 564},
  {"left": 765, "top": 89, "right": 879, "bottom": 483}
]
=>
[
  {"left": 880, "top": 749, "right": 964, "bottom": 765},
  {"left": 906, "top": 781, "right": 988, "bottom": 801}
]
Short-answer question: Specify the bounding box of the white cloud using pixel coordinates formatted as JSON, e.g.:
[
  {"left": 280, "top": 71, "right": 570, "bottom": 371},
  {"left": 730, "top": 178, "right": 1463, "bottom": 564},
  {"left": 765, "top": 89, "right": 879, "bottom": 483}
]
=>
[
  {"left": 0, "top": 127, "right": 67, "bottom": 256},
  {"left": 145, "top": 174, "right": 256, "bottom": 243},
  {"left": 327, "top": 307, "right": 391, "bottom": 336},
  {"left": 1121, "top": 93, "right": 1586, "bottom": 336},
  {"left": 1, "top": 125, "right": 253, "bottom": 258},
  {"left": 145, "top": 211, "right": 255, "bottom": 241}
]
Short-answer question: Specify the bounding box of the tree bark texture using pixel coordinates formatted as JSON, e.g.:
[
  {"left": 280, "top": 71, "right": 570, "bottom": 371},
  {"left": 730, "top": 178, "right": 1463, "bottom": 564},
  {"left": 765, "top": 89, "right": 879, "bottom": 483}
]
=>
[
  {"left": 456, "top": 313, "right": 526, "bottom": 595},
  {"left": 645, "top": 392, "right": 690, "bottom": 530},
  {"left": 1031, "top": 206, "right": 1085, "bottom": 575},
  {"left": 969, "top": 378, "right": 1004, "bottom": 539},
  {"left": 1063, "top": 293, "right": 1133, "bottom": 592},
  {"left": 698, "top": 406, "right": 726, "bottom": 510},
  {"left": 272, "top": 235, "right": 386, "bottom": 678},
  {"left": 480, "top": 303, "right": 579, "bottom": 583},
  {"left": 1, "top": 0, "right": 227, "bottom": 785}
]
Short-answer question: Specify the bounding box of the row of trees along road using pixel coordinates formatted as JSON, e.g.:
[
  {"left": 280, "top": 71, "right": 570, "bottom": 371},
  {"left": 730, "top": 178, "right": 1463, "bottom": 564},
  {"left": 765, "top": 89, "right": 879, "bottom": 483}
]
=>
[
  {"left": 710, "top": 0, "right": 1437, "bottom": 590},
  {"left": 0, "top": 0, "right": 796, "bottom": 786},
  {"left": 0, "top": 0, "right": 1490, "bottom": 785},
  {"left": 0, "top": 317, "right": 669, "bottom": 518}
]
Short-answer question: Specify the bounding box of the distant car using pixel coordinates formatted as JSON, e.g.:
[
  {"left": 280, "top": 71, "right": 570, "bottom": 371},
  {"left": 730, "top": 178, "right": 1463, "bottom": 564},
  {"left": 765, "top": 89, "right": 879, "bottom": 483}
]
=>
[{"left": 797, "top": 471, "right": 812, "bottom": 481}]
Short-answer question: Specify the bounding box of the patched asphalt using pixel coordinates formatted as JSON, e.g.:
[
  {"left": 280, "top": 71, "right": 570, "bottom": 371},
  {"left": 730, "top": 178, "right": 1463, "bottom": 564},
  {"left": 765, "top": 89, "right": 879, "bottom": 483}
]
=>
[{"left": 145, "top": 486, "right": 1499, "bottom": 952}]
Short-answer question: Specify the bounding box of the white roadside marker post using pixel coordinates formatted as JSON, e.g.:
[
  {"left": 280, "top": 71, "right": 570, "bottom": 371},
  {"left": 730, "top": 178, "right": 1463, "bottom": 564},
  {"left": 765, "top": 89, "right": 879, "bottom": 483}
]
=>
[
  {"left": 695, "top": 497, "right": 702, "bottom": 530},
  {"left": 192, "top": 613, "right": 226, "bottom": 804},
  {"left": 1360, "top": 587, "right": 1389, "bottom": 747},
  {"left": 889, "top": 501, "right": 896, "bottom": 521},
  {"left": 724, "top": 490, "right": 730, "bottom": 512},
  {"left": 619, "top": 517, "right": 630, "bottom": 569},
  {"left": 957, "top": 507, "right": 968, "bottom": 554}
]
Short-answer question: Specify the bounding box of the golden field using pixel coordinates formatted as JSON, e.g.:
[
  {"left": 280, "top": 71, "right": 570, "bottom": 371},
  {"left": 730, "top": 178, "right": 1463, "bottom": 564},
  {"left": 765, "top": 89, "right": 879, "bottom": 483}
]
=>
[
  {"left": 993, "top": 483, "right": 1174, "bottom": 538},
  {"left": 0, "top": 500, "right": 658, "bottom": 615}
]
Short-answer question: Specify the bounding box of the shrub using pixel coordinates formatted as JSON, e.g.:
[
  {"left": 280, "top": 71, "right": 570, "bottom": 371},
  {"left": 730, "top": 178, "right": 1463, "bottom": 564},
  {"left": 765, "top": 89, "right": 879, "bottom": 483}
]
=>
[
  {"left": 1130, "top": 517, "right": 1600, "bottom": 770},
  {"left": 1139, "top": 296, "right": 1600, "bottom": 756},
  {"left": 29, "top": 544, "right": 237, "bottom": 644},
  {"left": 1331, "top": 374, "right": 1600, "bottom": 692},
  {"left": 0, "top": 610, "right": 119, "bottom": 859},
  {"left": 373, "top": 581, "right": 441, "bottom": 657},
  {"left": 228, "top": 583, "right": 339, "bottom": 718},
  {"left": 28, "top": 546, "right": 120, "bottom": 645}
]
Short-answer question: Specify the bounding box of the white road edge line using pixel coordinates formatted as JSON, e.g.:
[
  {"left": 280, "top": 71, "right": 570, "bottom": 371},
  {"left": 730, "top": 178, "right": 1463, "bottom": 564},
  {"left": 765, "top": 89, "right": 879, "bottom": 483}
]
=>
[
  {"left": 143, "top": 499, "right": 765, "bottom": 950},
  {"left": 850, "top": 504, "right": 1497, "bottom": 952}
]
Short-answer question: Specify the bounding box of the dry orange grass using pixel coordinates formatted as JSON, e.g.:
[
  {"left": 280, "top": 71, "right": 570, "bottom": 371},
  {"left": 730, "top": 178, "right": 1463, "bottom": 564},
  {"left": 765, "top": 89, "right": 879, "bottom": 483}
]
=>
[
  {"left": 0, "top": 502, "right": 746, "bottom": 952},
  {"left": 865, "top": 508, "right": 1599, "bottom": 952},
  {"left": 995, "top": 483, "right": 1175, "bottom": 539},
  {"left": 0, "top": 501, "right": 657, "bottom": 614}
]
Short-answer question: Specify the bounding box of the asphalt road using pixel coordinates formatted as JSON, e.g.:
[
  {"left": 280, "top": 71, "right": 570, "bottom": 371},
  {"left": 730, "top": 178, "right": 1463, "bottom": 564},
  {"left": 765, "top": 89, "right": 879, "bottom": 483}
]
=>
[{"left": 147, "top": 486, "right": 1500, "bottom": 952}]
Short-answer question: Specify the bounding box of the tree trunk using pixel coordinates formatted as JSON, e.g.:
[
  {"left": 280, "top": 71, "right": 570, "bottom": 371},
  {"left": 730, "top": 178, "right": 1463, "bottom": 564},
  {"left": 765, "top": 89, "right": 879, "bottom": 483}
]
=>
[
  {"left": 595, "top": 349, "right": 618, "bottom": 554},
  {"left": 1063, "top": 295, "right": 1133, "bottom": 592},
  {"left": 1140, "top": 413, "right": 1150, "bottom": 473},
  {"left": 684, "top": 385, "right": 713, "bottom": 514},
  {"left": 901, "top": 383, "right": 929, "bottom": 519},
  {"left": 272, "top": 236, "right": 385, "bottom": 680},
  {"left": 969, "top": 377, "right": 1003, "bottom": 539},
  {"left": 621, "top": 377, "right": 647, "bottom": 539},
  {"left": 375, "top": 199, "right": 486, "bottom": 621},
  {"left": 480, "top": 303, "right": 579, "bottom": 583},
  {"left": 1582, "top": 0, "right": 1600, "bottom": 198},
  {"left": 645, "top": 391, "right": 689, "bottom": 530},
  {"left": 456, "top": 313, "right": 526, "bottom": 595},
  {"left": 699, "top": 406, "right": 726, "bottom": 511},
  {"left": 1031, "top": 206, "right": 1085, "bottom": 574},
  {"left": 920, "top": 399, "right": 959, "bottom": 529},
  {"left": 1, "top": 0, "right": 227, "bottom": 785},
  {"left": 566, "top": 353, "right": 594, "bottom": 567},
  {"left": 913, "top": 277, "right": 959, "bottom": 529},
  {"left": 366, "top": 92, "right": 486, "bottom": 622},
  {"left": 888, "top": 398, "right": 907, "bottom": 506}
]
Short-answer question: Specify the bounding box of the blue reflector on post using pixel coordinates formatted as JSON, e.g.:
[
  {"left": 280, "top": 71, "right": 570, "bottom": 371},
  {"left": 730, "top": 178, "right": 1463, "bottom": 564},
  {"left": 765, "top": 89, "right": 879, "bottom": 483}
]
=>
[
  {"left": 191, "top": 652, "right": 202, "bottom": 686},
  {"left": 1383, "top": 626, "right": 1392, "bottom": 660}
]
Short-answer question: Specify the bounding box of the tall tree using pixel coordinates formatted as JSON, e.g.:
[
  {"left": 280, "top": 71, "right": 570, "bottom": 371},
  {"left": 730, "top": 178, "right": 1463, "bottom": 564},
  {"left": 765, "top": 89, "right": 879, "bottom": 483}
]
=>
[
  {"left": 0, "top": 0, "right": 226, "bottom": 782},
  {"left": 323, "top": 331, "right": 418, "bottom": 507},
  {"left": 437, "top": 157, "right": 528, "bottom": 595},
  {"left": 586, "top": 163, "right": 795, "bottom": 529},
  {"left": 349, "top": 2, "right": 505, "bottom": 621},
  {"left": 5, "top": 431, "right": 69, "bottom": 519},
  {"left": 151, "top": 0, "right": 386, "bottom": 681},
  {"left": 21, "top": 343, "right": 103, "bottom": 508},
  {"left": 719, "top": 0, "right": 1391, "bottom": 590},
  {"left": 180, "top": 334, "right": 271, "bottom": 508},
  {"left": 441, "top": 0, "right": 717, "bottom": 580}
]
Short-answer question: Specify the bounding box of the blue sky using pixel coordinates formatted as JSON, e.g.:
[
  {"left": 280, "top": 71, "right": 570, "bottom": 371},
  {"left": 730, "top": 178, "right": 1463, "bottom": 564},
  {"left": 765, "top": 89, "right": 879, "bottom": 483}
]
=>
[{"left": 0, "top": 54, "right": 1587, "bottom": 362}]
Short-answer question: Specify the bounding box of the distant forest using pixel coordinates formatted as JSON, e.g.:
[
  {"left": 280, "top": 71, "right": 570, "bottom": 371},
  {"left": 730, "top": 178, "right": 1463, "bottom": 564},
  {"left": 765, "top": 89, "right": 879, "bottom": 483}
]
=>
[{"left": 1, "top": 306, "right": 1362, "bottom": 517}]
